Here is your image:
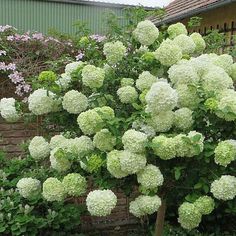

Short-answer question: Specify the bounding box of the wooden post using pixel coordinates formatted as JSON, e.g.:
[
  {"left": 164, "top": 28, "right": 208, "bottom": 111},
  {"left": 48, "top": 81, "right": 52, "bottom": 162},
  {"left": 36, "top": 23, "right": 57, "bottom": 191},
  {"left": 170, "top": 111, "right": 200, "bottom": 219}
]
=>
[{"left": 155, "top": 199, "right": 166, "bottom": 236}]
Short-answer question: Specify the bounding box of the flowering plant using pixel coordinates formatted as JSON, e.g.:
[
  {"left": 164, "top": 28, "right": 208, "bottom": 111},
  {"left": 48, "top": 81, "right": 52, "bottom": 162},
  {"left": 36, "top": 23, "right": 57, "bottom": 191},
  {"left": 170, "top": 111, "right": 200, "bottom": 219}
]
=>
[{"left": 1, "top": 19, "right": 236, "bottom": 234}]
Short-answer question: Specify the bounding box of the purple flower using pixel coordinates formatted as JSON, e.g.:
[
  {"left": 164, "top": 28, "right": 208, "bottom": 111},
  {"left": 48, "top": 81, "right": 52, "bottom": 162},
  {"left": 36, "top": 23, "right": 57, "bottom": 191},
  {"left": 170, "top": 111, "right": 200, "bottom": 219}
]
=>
[
  {"left": 0, "top": 25, "right": 14, "bottom": 33},
  {"left": 7, "top": 35, "right": 14, "bottom": 41},
  {"left": 32, "top": 32, "right": 44, "bottom": 40},
  {"left": 8, "top": 71, "right": 24, "bottom": 84},
  {"left": 0, "top": 62, "right": 16, "bottom": 71},
  {"left": 89, "top": 34, "right": 106, "bottom": 43},
  {"left": 76, "top": 51, "right": 85, "bottom": 61}
]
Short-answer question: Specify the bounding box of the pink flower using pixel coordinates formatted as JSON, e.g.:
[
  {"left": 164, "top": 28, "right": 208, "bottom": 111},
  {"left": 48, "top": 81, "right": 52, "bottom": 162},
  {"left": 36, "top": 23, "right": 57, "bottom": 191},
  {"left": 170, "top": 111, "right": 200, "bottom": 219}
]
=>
[
  {"left": 76, "top": 51, "right": 85, "bottom": 61},
  {"left": 32, "top": 32, "right": 44, "bottom": 40},
  {"left": 8, "top": 71, "right": 24, "bottom": 84},
  {"left": 0, "top": 25, "right": 14, "bottom": 32},
  {"left": 90, "top": 34, "right": 106, "bottom": 43},
  {"left": 7, "top": 35, "right": 14, "bottom": 41}
]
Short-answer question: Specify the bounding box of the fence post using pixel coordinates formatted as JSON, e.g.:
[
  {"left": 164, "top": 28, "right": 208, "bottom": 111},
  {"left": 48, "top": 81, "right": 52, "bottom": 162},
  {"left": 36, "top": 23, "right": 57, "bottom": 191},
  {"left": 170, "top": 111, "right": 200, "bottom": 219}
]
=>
[{"left": 155, "top": 199, "right": 166, "bottom": 236}]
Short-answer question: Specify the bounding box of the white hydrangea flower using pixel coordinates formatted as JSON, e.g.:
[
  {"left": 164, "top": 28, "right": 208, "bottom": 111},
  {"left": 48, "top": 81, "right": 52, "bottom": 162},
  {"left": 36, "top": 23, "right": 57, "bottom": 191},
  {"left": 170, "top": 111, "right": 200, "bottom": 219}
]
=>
[
  {"left": 173, "top": 34, "right": 196, "bottom": 55},
  {"left": 174, "top": 108, "right": 194, "bottom": 131},
  {"left": 135, "top": 45, "right": 149, "bottom": 54},
  {"left": 178, "top": 202, "right": 202, "bottom": 230},
  {"left": 103, "top": 41, "right": 126, "bottom": 65},
  {"left": 107, "top": 150, "right": 129, "bottom": 178},
  {"left": 77, "top": 109, "right": 104, "bottom": 135},
  {"left": 94, "top": 106, "right": 115, "bottom": 120},
  {"left": 86, "top": 189, "right": 117, "bottom": 216},
  {"left": 49, "top": 134, "right": 68, "bottom": 150},
  {"left": 93, "top": 129, "right": 116, "bottom": 152},
  {"left": 194, "top": 196, "right": 215, "bottom": 215},
  {"left": 129, "top": 195, "right": 162, "bottom": 217},
  {"left": 145, "top": 81, "right": 178, "bottom": 114},
  {"left": 65, "top": 61, "right": 82, "bottom": 74},
  {"left": 62, "top": 90, "right": 88, "bottom": 114},
  {"left": 152, "top": 135, "right": 176, "bottom": 160},
  {"left": 229, "top": 63, "right": 236, "bottom": 81},
  {"left": 119, "top": 150, "right": 147, "bottom": 174},
  {"left": 71, "top": 136, "right": 94, "bottom": 158},
  {"left": 28, "top": 136, "right": 50, "bottom": 161},
  {"left": 167, "top": 23, "right": 188, "bottom": 39},
  {"left": 214, "top": 140, "right": 236, "bottom": 167},
  {"left": 56, "top": 73, "right": 72, "bottom": 89},
  {"left": 122, "top": 129, "right": 148, "bottom": 153},
  {"left": 62, "top": 173, "right": 87, "bottom": 197},
  {"left": 137, "top": 164, "right": 163, "bottom": 190},
  {"left": 121, "top": 78, "right": 134, "bottom": 87},
  {"left": 190, "top": 33, "right": 206, "bottom": 54},
  {"left": 176, "top": 84, "right": 200, "bottom": 110},
  {"left": 173, "top": 134, "right": 190, "bottom": 157},
  {"left": 211, "top": 175, "right": 236, "bottom": 201},
  {"left": 149, "top": 111, "right": 174, "bottom": 133},
  {"left": 117, "top": 86, "right": 138, "bottom": 104},
  {"left": 168, "top": 63, "right": 199, "bottom": 86},
  {"left": 42, "top": 177, "right": 66, "bottom": 202},
  {"left": 154, "top": 39, "right": 182, "bottom": 66},
  {"left": 82, "top": 65, "right": 105, "bottom": 89},
  {"left": 0, "top": 98, "right": 20, "bottom": 122},
  {"left": 133, "top": 20, "right": 159, "bottom": 46},
  {"left": 136, "top": 71, "right": 158, "bottom": 91},
  {"left": 50, "top": 147, "right": 71, "bottom": 172},
  {"left": 28, "top": 89, "right": 58, "bottom": 115},
  {"left": 202, "top": 66, "right": 233, "bottom": 94},
  {"left": 213, "top": 54, "right": 233, "bottom": 73},
  {"left": 17, "top": 178, "right": 41, "bottom": 198}
]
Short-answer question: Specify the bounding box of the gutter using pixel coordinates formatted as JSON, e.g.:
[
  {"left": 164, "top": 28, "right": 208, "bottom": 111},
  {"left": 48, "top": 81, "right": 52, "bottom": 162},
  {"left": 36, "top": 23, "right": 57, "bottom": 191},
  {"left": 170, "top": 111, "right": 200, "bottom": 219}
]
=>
[
  {"left": 44, "top": 0, "right": 155, "bottom": 10},
  {"left": 154, "top": 0, "right": 236, "bottom": 26}
]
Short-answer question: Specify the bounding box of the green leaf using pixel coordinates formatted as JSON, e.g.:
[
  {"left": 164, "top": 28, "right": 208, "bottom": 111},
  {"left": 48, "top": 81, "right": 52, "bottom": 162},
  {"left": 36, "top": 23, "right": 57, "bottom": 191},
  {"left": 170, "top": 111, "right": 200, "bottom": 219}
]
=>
[
  {"left": 174, "top": 168, "right": 181, "bottom": 180},
  {"left": 191, "top": 134, "right": 202, "bottom": 143},
  {"left": 194, "top": 182, "right": 202, "bottom": 189}
]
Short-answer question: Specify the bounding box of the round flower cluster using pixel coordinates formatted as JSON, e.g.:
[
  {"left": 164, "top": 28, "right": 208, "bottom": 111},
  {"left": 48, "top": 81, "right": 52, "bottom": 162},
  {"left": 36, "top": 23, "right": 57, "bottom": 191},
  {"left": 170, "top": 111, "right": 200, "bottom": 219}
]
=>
[
  {"left": 49, "top": 134, "right": 67, "bottom": 150},
  {"left": 103, "top": 41, "right": 126, "bottom": 65},
  {"left": 152, "top": 135, "right": 176, "bottom": 160},
  {"left": 28, "top": 136, "right": 50, "bottom": 161},
  {"left": 65, "top": 61, "right": 82, "bottom": 74},
  {"left": 173, "top": 34, "right": 196, "bottom": 55},
  {"left": 176, "top": 84, "right": 200, "bottom": 110},
  {"left": 56, "top": 73, "right": 72, "bottom": 89},
  {"left": 178, "top": 202, "right": 202, "bottom": 230},
  {"left": 121, "top": 78, "right": 134, "bottom": 87},
  {"left": 202, "top": 66, "right": 233, "bottom": 95},
  {"left": 122, "top": 129, "right": 148, "bottom": 153},
  {"left": 106, "top": 150, "right": 129, "bottom": 178},
  {"left": 194, "top": 196, "right": 215, "bottom": 215},
  {"left": 28, "top": 89, "right": 58, "bottom": 115},
  {"left": 42, "top": 177, "right": 66, "bottom": 202},
  {"left": 137, "top": 164, "right": 163, "bottom": 191},
  {"left": 77, "top": 109, "right": 104, "bottom": 135},
  {"left": 62, "top": 173, "right": 87, "bottom": 197},
  {"left": 190, "top": 33, "right": 206, "bottom": 54},
  {"left": 0, "top": 98, "right": 20, "bottom": 122},
  {"left": 17, "top": 178, "right": 41, "bottom": 199},
  {"left": 154, "top": 39, "right": 182, "bottom": 66},
  {"left": 149, "top": 111, "right": 174, "bottom": 133},
  {"left": 133, "top": 20, "right": 159, "bottom": 46},
  {"left": 81, "top": 65, "right": 105, "bottom": 89},
  {"left": 94, "top": 106, "right": 115, "bottom": 120},
  {"left": 213, "top": 54, "right": 233, "bottom": 73},
  {"left": 174, "top": 108, "right": 194, "bottom": 131},
  {"left": 71, "top": 136, "right": 94, "bottom": 158},
  {"left": 86, "top": 189, "right": 117, "bottom": 216},
  {"left": 129, "top": 195, "right": 162, "bottom": 217},
  {"left": 62, "top": 90, "right": 88, "bottom": 114},
  {"left": 210, "top": 175, "right": 236, "bottom": 200},
  {"left": 93, "top": 129, "right": 116, "bottom": 152},
  {"left": 50, "top": 148, "right": 72, "bottom": 172},
  {"left": 145, "top": 81, "right": 178, "bottom": 114},
  {"left": 117, "top": 86, "right": 138, "bottom": 104},
  {"left": 168, "top": 63, "right": 199, "bottom": 86},
  {"left": 167, "top": 22, "right": 188, "bottom": 39},
  {"left": 216, "top": 90, "right": 236, "bottom": 121},
  {"left": 38, "top": 70, "right": 56, "bottom": 82},
  {"left": 119, "top": 150, "right": 147, "bottom": 174},
  {"left": 214, "top": 140, "right": 236, "bottom": 167},
  {"left": 135, "top": 71, "right": 157, "bottom": 91},
  {"left": 229, "top": 63, "right": 236, "bottom": 80}
]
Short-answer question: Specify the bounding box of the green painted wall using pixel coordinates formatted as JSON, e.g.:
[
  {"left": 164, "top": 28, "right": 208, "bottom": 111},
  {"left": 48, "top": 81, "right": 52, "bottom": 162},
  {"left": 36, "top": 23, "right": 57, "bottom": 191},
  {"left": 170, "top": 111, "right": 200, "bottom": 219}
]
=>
[{"left": 0, "top": 0, "right": 126, "bottom": 34}]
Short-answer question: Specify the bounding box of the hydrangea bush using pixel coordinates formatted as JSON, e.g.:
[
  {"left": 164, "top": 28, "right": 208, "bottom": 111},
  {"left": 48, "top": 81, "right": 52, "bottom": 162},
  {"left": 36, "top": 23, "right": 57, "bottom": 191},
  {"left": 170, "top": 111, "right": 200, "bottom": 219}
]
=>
[{"left": 1, "top": 20, "right": 236, "bottom": 233}]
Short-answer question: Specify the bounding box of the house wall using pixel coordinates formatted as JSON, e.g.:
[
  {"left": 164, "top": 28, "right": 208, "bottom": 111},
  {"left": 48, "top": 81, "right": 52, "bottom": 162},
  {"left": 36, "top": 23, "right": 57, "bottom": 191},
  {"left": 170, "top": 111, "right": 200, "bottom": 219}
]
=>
[{"left": 0, "top": 0, "right": 127, "bottom": 34}]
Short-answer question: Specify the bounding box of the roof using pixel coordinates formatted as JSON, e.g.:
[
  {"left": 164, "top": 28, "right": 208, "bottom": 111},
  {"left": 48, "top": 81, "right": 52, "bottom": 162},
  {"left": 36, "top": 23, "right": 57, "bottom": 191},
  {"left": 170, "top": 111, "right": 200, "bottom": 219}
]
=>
[
  {"left": 152, "top": 0, "right": 236, "bottom": 25},
  {"left": 46, "top": 0, "right": 160, "bottom": 8}
]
